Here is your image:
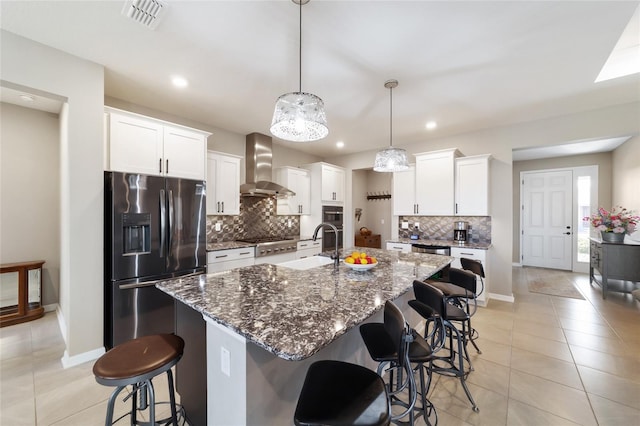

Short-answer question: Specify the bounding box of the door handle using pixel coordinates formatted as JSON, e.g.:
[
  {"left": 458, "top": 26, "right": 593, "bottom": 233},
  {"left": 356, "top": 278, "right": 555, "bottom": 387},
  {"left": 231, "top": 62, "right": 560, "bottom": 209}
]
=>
[
  {"left": 159, "top": 158, "right": 163, "bottom": 174},
  {"left": 564, "top": 232, "right": 571, "bottom": 235},
  {"left": 159, "top": 189, "right": 166, "bottom": 257},
  {"left": 167, "top": 190, "right": 174, "bottom": 255},
  {"left": 221, "top": 201, "right": 224, "bottom": 212},
  {"left": 166, "top": 159, "right": 169, "bottom": 174}
]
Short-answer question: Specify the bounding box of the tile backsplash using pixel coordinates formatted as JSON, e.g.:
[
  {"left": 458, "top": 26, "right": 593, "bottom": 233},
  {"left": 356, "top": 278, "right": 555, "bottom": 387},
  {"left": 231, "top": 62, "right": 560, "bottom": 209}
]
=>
[
  {"left": 206, "top": 196, "right": 299, "bottom": 243},
  {"left": 398, "top": 216, "right": 491, "bottom": 244}
]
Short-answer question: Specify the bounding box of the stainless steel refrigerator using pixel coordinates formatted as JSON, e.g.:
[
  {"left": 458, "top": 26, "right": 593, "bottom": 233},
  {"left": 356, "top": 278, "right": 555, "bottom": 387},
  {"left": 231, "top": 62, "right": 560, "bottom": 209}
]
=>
[{"left": 104, "top": 171, "right": 206, "bottom": 349}]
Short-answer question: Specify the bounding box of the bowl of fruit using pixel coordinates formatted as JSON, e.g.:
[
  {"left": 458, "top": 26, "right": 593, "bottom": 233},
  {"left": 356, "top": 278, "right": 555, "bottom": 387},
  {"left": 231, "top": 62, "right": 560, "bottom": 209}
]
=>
[{"left": 343, "top": 251, "right": 378, "bottom": 271}]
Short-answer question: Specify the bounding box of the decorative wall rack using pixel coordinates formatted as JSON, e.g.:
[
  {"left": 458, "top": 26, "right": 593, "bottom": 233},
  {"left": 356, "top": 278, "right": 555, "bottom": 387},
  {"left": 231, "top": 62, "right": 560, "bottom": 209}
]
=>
[{"left": 366, "top": 192, "right": 391, "bottom": 201}]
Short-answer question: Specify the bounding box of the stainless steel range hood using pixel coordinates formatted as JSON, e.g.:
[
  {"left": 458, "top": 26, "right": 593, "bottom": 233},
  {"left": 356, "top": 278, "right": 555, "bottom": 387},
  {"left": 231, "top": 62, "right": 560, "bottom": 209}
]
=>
[{"left": 240, "top": 132, "right": 295, "bottom": 198}]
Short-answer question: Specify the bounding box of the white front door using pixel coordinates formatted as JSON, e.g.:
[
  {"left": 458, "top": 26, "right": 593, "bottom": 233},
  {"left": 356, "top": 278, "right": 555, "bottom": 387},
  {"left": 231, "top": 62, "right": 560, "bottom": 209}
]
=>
[{"left": 521, "top": 170, "right": 573, "bottom": 270}]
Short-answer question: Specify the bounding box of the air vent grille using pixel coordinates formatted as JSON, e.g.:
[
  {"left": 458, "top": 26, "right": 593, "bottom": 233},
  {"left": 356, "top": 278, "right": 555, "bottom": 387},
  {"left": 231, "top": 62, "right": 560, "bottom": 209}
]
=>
[{"left": 121, "top": 0, "right": 167, "bottom": 30}]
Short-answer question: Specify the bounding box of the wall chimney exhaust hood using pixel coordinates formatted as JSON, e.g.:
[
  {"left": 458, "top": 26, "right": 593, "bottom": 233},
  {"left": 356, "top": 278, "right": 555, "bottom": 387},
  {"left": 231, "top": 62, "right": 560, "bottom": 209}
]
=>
[{"left": 240, "top": 133, "right": 295, "bottom": 198}]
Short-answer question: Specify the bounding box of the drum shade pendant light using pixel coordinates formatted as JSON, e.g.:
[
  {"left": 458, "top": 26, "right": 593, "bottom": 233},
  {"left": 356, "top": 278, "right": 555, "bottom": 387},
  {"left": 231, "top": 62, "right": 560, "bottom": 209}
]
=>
[
  {"left": 374, "top": 80, "right": 409, "bottom": 172},
  {"left": 270, "top": 0, "right": 328, "bottom": 142}
]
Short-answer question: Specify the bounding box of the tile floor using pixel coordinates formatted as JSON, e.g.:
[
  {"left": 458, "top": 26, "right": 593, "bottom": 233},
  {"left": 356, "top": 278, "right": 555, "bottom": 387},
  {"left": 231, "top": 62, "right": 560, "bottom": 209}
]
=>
[{"left": 1, "top": 266, "right": 639, "bottom": 425}]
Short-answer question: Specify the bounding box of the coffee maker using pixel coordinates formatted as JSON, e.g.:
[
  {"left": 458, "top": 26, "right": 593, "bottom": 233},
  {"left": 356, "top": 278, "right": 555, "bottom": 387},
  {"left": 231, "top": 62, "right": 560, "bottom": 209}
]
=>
[{"left": 453, "top": 221, "right": 468, "bottom": 244}]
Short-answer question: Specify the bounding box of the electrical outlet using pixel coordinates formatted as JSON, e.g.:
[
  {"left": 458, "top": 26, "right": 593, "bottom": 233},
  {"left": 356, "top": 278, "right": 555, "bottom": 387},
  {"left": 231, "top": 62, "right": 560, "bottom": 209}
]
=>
[
  {"left": 414, "top": 222, "right": 420, "bottom": 229},
  {"left": 402, "top": 221, "right": 409, "bottom": 229},
  {"left": 288, "top": 219, "right": 292, "bottom": 228},
  {"left": 215, "top": 222, "right": 221, "bottom": 232},
  {"left": 380, "top": 219, "right": 384, "bottom": 225},
  {"left": 221, "top": 347, "right": 230, "bottom": 377}
]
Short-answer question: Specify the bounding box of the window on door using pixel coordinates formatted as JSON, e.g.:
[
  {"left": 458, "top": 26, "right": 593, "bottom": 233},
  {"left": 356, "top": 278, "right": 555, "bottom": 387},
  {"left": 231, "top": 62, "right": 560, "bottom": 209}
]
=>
[{"left": 577, "top": 176, "right": 591, "bottom": 263}]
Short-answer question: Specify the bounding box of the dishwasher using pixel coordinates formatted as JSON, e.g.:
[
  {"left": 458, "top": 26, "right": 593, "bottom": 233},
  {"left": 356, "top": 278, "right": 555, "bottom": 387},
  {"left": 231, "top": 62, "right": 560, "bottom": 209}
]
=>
[{"left": 411, "top": 243, "right": 451, "bottom": 280}]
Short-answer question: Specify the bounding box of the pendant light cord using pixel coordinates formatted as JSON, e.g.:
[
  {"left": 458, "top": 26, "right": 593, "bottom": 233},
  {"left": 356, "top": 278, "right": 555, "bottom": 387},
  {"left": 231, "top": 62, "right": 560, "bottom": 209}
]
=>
[
  {"left": 298, "top": 0, "right": 302, "bottom": 93},
  {"left": 389, "top": 85, "right": 393, "bottom": 147}
]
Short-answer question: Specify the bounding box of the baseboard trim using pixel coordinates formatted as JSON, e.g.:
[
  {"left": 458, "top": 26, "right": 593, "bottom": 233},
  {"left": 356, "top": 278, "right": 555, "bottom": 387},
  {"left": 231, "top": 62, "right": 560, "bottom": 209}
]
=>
[
  {"left": 43, "top": 303, "right": 58, "bottom": 313},
  {"left": 512, "top": 262, "right": 522, "bottom": 267},
  {"left": 489, "top": 292, "right": 515, "bottom": 303},
  {"left": 61, "top": 346, "right": 105, "bottom": 369}
]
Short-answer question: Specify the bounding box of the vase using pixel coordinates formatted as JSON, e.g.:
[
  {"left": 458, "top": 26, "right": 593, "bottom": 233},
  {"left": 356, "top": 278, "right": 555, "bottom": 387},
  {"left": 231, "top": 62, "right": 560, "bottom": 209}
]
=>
[{"left": 601, "top": 231, "right": 625, "bottom": 243}]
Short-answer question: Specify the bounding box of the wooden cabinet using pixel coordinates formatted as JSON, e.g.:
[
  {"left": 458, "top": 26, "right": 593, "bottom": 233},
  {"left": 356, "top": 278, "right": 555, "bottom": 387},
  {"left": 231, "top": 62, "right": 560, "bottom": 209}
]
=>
[
  {"left": 450, "top": 247, "right": 489, "bottom": 306},
  {"left": 590, "top": 239, "right": 640, "bottom": 299},
  {"left": 207, "top": 151, "right": 241, "bottom": 215},
  {"left": 355, "top": 234, "right": 381, "bottom": 249},
  {"left": 385, "top": 242, "right": 412, "bottom": 253},
  {"left": 106, "top": 109, "right": 208, "bottom": 180},
  {"left": 415, "top": 149, "right": 461, "bottom": 216},
  {"left": 206, "top": 247, "right": 255, "bottom": 273},
  {"left": 275, "top": 167, "right": 310, "bottom": 215},
  {"left": 0, "top": 261, "right": 45, "bottom": 327},
  {"left": 296, "top": 240, "right": 322, "bottom": 259},
  {"left": 392, "top": 165, "right": 416, "bottom": 216},
  {"left": 455, "top": 155, "right": 491, "bottom": 216}
]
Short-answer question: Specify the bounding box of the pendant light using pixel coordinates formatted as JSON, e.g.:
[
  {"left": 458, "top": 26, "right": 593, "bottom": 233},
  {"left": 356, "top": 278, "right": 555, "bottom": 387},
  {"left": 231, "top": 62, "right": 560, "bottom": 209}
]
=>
[
  {"left": 373, "top": 79, "right": 409, "bottom": 172},
  {"left": 270, "top": 0, "right": 328, "bottom": 142}
]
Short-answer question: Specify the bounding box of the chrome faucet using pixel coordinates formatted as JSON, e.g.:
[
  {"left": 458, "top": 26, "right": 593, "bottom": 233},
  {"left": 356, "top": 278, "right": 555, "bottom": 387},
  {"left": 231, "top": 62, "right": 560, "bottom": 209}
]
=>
[{"left": 313, "top": 222, "right": 340, "bottom": 269}]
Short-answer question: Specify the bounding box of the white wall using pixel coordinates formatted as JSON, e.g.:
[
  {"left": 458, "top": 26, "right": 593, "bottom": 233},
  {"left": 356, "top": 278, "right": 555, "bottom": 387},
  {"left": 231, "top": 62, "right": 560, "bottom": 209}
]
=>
[
  {"left": 325, "top": 101, "right": 640, "bottom": 299},
  {"left": 0, "top": 103, "right": 60, "bottom": 306},
  {"left": 612, "top": 136, "right": 640, "bottom": 212},
  {"left": 1, "top": 30, "right": 104, "bottom": 364}
]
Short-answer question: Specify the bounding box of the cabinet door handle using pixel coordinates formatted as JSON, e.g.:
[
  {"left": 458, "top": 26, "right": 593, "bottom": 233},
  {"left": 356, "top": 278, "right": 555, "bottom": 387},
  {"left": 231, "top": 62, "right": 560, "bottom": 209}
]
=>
[
  {"left": 166, "top": 159, "right": 169, "bottom": 174},
  {"left": 460, "top": 252, "right": 475, "bottom": 256},
  {"left": 221, "top": 201, "right": 224, "bottom": 212},
  {"left": 159, "top": 158, "right": 163, "bottom": 173},
  {"left": 215, "top": 254, "right": 228, "bottom": 259},
  {"left": 239, "top": 252, "right": 251, "bottom": 256},
  {"left": 217, "top": 202, "right": 220, "bottom": 213},
  {"left": 455, "top": 203, "right": 458, "bottom": 214}
]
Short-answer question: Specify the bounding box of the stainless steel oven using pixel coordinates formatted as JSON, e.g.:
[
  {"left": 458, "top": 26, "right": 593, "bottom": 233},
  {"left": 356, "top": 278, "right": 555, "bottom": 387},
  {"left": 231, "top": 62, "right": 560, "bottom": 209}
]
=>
[{"left": 321, "top": 206, "right": 343, "bottom": 252}]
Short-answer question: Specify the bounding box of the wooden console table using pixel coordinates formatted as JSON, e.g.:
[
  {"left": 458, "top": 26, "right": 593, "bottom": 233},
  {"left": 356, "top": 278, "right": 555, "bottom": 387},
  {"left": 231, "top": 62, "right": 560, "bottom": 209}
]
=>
[
  {"left": 589, "top": 239, "right": 640, "bottom": 299},
  {"left": 0, "top": 260, "right": 45, "bottom": 327}
]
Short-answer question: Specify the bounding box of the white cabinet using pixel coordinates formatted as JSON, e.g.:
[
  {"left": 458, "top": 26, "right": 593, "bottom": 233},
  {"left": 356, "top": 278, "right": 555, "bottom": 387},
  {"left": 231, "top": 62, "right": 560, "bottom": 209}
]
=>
[
  {"left": 320, "top": 164, "right": 345, "bottom": 203},
  {"left": 275, "top": 167, "right": 310, "bottom": 215},
  {"left": 207, "top": 247, "right": 255, "bottom": 273},
  {"left": 450, "top": 247, "right": 489, "bottom": 306},
  {"left": 207, "top": 151, "right": 241, "bottom": 215},
  {"left": 455, "top": 155, "right": 491, "bottom": 216},
  {"left": 414, "top": 149, "right": 461, "bottom": 216},
  {"left": 296, "top": 240, "right": 322, "bottom": 259},
  {"left": 106, "top": 109, "right": 208, "bottom": 180},
  {"left": 393, "top": 165, "right": 416, "bottom": 216},
  {"left": 385, "top": 242, "right": 412, "bottom": 253}
]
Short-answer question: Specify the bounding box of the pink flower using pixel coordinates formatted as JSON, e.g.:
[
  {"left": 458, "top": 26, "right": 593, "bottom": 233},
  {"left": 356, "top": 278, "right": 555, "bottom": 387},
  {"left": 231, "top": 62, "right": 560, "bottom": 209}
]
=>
[
  {"left": 596, "top": 225, "right": 607, "bottom": 231},
  {"left": 613, "top": 227, "right": 626, "bottom": 233}
]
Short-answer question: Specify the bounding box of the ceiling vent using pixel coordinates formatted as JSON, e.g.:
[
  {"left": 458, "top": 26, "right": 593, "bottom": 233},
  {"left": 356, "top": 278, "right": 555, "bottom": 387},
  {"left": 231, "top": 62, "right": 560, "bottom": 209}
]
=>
[{"left": 121, "top": 0, "right": 167, "bottom": 30}]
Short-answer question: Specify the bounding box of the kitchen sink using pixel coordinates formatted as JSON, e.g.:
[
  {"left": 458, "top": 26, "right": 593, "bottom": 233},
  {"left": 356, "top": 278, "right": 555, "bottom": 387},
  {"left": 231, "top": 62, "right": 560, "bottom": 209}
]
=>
[{"left": 278, "top": 256, "right": 334, "bottom": 270}]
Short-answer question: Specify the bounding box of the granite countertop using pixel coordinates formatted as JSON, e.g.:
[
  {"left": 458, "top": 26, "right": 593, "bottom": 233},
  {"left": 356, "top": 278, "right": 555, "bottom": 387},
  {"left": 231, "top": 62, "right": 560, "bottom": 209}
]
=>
[
  {"left": 156, "top": 247, "right": 451, "bottom": 361},
  {"left": 387, "top": 238, "right": 492, "bottom": 250}
]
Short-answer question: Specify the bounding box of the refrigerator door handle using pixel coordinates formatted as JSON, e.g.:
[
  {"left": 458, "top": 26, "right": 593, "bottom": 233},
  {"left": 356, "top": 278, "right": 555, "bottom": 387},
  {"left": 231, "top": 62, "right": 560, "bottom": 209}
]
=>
[
  {"left": 168, "top": 189, "right": 174, "bottom": 256},
  {"left": 159, "top": 189, "right": 166, "bottom": 257},
  {"left": 119, "top": 280, "right": 159, "bottom": 290}
]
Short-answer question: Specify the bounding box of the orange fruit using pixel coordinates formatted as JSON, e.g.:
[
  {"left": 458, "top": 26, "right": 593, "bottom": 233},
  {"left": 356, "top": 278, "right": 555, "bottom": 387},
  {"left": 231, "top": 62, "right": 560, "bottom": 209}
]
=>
[
  {"left": 345, "top": 257, "right": 355, "bottom": 264},
  {"left": 351, "top": 251, "right": 361, "bottom": 258},
  {"left": 370, "top": 257, "right": 377, "bottom": 264},
  {"left": 361, "top": 258, "right": 368, "bottom": 264},
  {"left": 360, "top": 252, "right": 367, "bottom": 258}
]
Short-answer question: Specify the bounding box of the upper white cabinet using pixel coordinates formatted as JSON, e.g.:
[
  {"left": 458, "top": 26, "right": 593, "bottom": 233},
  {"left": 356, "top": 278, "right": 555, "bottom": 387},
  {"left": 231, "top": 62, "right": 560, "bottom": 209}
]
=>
[
  {"left": 455, "top": 155, "right": 491, "bottom": 216},
  {"left": 207, "top": 151, "right": 241, "bottom": 215},
  {"left": 392, "top": 165, "right": 416, "bottom": 216},
  {"left": 275, "top": 167, "right": 310, "bottom": 215},
  {"left": 106, "top": 108, "right": 208, "bottom": 180},
  {"left": 303, "top": 162, "right": 345, "bottom": 205},
  {"left": 415, "top": 149, "right": 461, "bottom": 216}
]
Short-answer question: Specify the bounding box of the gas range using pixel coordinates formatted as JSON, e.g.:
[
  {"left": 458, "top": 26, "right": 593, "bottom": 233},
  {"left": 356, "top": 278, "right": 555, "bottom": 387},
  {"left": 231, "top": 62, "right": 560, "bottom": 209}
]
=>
[{"left": 236, "top": 237, "right": 298, "bottom": 258}]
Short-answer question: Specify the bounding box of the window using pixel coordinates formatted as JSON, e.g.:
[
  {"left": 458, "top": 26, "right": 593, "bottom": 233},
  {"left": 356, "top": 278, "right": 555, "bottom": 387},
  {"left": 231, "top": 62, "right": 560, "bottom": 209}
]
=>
[{"left": 577, "top": 176, "right": 591, "bottom": 263}]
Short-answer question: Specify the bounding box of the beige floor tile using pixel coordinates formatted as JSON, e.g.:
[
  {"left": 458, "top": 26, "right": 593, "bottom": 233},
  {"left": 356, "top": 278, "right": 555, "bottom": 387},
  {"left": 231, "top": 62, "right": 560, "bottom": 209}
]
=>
[
  {"left": 559, "top": 317, "right": 618, "bottom": 338},
  {"left": 563, "top": 329, "right": 630, "bottom": 357},
  {"left": 430, "top": 379, "right": 508, "bottom": 425},
  {"left": 470, "top": 339, "right": 511, "bottom": 367},
  {"left": 511, "top": 331, "right": 573, "bottom": 362},
  {"left": 570, "top": 345, "right": 640, "bottom": 383},
  {"left": 0, "top": 395, "right": 37, "bottom": 426},
  {"left": 578, "top": 365, "right": 640, "bottom": 409},
  {"left": 510, "top": 348, "right": 583, "bottom": 389},
  {"left": 432, "top": 408, "right": 474, "bottom": 426},
  {"left": 509, "top": 370, "right": 597, "bottom": 426},
  {"left": 510, "top": 310, "right": 560, "bottom": 327},
  {"left": 506, "top": 398, "right": 583, "bottom": 425},
  {"left": 466, "top": 358, "right": 511, "bottom": 397},
  {"left": 588, "top": 393, "right": 640, "bottom": 426},
  {"left": 512, "top": 319, "right": 566, "bottom": 342},
  {"left": 554, "top": 307, "right": 604, "bottom": 324},
  {"left": 473, "top": 323, "right": 512, "bottom": 346}
]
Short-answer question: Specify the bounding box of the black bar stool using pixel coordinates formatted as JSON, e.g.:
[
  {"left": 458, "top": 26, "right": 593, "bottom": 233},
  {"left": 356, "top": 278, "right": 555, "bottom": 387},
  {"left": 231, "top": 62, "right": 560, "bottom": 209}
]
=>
[
  {"left": 360, "top": 301, "right": 437, "bottom": 426},
  {"left": 93, "top": 334, "right": 185, "bottom": 426},
  {"left": 294, "top": 360, "right": 391, "bottom": 426},
  {"left": 460, "top": 258, "right": 486, "bottom": 353},
  {"left": 409, "top": 280, "right": 479, "bottom": 412}
]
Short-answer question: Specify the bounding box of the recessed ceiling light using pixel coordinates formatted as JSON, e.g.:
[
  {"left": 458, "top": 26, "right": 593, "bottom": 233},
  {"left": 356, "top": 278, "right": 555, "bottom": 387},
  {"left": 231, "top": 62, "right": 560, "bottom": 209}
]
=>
[
  {"left": 19, "top": 94, "right": 35, "bottom": 102},
  {"left": 425, "top": 121, "right": 437, "bottom": 130},
  {"left": 336, "top": 141, "right": 344, "bottom": 148},
  {"left": 171, "top": 76, "right": 188, "bottom": 88}
]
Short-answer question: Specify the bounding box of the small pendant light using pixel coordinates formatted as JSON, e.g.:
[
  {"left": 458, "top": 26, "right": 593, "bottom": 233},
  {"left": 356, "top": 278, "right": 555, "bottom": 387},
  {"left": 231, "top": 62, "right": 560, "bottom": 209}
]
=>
[
  {"left": 373, "top": 79, "right": 409, "bottom": 172},
  {"left": 270, "top": 0, "right": 328, "bottom": 142}
]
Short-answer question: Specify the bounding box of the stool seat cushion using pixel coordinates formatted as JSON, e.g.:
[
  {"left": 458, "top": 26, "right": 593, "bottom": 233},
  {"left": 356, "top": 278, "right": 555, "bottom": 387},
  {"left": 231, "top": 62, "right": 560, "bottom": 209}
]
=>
[
  {"left": 294, "top": 360, "right": 390, "bottom": 426},
  {"left": 425, "top": 279, "right": 473, "bottom": 299},
  {"left": 93, "top": 334, "right": 184, "bottom": 381},
  {"left": 360, "top": 323, "right": 433, "bottom": 363}
]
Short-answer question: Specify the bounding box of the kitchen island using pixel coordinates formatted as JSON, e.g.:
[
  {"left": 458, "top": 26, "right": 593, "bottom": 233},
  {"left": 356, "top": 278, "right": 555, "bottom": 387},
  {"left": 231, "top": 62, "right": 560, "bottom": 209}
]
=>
[{"left": 156, "top": 247, "right": 452, "bottom": 425}]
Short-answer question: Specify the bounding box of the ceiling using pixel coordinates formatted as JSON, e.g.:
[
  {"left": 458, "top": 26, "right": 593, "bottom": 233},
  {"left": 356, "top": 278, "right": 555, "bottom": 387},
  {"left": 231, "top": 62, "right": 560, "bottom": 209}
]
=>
[{"left": 1, "top": 1, "right": 639, "bottom": 158}]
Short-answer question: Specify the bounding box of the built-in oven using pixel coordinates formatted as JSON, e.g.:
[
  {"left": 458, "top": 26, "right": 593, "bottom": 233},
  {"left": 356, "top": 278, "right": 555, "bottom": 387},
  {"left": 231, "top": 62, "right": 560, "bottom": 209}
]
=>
[{"left": 321, "top": 206, "right": 343, "bottom": 252}]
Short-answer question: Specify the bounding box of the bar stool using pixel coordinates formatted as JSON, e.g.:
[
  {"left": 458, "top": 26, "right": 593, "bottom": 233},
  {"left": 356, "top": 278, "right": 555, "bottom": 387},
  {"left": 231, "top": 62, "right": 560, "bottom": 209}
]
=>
[
  {"left": 294, "top": 360, "right": 391, "bottom": 426},
  {"left": 409, "top": 280, "right": 479, "bottom": 412},
  {"left": 360, "top": 301, "right": 436, "bottom": 426},
  {"left": 93, "top": 334, "right": 185, "bottom": 426},
  {"left": 460, "top": 258, "right": 485, "bottom": 353}
]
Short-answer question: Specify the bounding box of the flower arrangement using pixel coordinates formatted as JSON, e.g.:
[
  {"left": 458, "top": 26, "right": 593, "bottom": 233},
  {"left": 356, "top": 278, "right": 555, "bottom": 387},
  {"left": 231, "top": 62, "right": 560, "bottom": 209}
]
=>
[{"left": 586, "top": 206, "right": 639, "bottom": 234}]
